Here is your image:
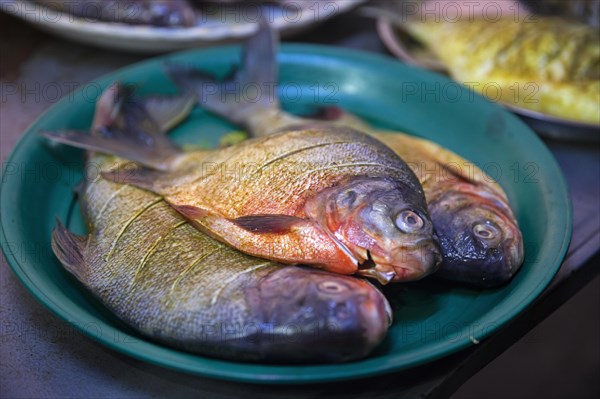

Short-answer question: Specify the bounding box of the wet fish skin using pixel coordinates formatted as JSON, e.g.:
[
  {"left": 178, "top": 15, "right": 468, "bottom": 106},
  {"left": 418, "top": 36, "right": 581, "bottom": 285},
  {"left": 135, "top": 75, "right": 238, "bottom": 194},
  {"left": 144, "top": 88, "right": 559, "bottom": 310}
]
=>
[
  {"left": 213, "top": 110, "right": 524, "bottom": 287},
  {"left": 48, "top": 85, "right": 392, "bottom": 363}
]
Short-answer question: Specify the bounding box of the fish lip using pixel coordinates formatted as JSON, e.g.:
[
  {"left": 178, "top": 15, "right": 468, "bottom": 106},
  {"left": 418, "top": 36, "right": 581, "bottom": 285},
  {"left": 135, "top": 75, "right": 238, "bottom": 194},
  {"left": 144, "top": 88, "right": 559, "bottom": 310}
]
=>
[
  {"left": 356, "top": 249, "right": 397, "bottom": 284},
  {"left": 372, "top": 259, "right": 423, "bottom": 282},
  {"left": 357, "top": 266, "right": 396, "bottom": 284},
  {"left": 372, "top": 240, "right": 441, "bottom": 282},
  {"left": 354, "top": 238, "right": 441, "bottom": 284}
]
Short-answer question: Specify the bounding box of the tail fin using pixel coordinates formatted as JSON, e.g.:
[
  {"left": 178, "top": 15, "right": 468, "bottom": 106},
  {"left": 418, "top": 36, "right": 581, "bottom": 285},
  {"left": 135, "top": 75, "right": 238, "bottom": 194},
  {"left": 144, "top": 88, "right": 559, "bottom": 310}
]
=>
[
  {"left": 41, "top": 83, "right": 195, "bottom": 171},
  {"left": 165, "top": 18, "right": 279, "bottom": 128}
]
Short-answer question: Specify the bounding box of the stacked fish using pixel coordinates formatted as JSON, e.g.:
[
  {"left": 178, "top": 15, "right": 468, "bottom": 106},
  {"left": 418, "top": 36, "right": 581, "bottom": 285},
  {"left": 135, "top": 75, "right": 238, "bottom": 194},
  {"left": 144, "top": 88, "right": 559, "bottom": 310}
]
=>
[{"left": 42, "top": 22, "right": 524, "bottom": 363}]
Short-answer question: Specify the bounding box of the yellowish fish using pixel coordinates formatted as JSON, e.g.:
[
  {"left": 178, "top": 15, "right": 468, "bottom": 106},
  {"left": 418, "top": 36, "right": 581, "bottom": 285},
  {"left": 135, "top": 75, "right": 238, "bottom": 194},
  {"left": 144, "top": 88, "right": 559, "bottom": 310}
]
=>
[{"left": 404, "top": 16, "right": 600, "bottom": 124}]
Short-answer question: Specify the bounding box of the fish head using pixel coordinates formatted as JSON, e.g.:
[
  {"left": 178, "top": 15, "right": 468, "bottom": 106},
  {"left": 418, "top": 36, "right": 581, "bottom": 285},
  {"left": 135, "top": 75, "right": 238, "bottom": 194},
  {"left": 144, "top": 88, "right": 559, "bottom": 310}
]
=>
[
  {"left": 306, "top": 176, "right": 441, "bottom": 284},
  {"left": 429, "top": 182, "right": 524, "bottom": 287},
  {"left": 250, "top": 267, "right": 391, "bottom": 361}
]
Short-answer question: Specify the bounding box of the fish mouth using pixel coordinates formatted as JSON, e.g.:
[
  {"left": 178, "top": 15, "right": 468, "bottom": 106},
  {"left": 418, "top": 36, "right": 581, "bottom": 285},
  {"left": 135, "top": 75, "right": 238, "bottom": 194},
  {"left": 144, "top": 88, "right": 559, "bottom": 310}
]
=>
[
  {"left": 356, "top": 251, "right": 397, "bottom": 284},
  {"left": 357, "top": 241, "right": 441, "bottom": 284}
]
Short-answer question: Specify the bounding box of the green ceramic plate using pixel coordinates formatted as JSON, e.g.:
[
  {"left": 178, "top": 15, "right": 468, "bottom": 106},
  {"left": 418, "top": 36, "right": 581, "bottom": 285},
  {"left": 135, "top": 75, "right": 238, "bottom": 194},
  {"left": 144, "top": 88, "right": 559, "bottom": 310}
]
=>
[{"left": 0, "top": 44, "right": 571, "bottom": 384}]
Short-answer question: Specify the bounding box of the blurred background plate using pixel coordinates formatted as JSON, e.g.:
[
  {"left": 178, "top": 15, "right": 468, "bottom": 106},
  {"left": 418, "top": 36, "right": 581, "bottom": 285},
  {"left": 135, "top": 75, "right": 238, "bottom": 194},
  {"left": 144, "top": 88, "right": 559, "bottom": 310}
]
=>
[
  {"left": 0, "top": 44, "right": 571, "bottom": 383},
  {"left": 0, "top": 0, "right": 364, "bottom": 52},
  {"left": 375, "top": 16, "right": 600, "bottom": 143}
]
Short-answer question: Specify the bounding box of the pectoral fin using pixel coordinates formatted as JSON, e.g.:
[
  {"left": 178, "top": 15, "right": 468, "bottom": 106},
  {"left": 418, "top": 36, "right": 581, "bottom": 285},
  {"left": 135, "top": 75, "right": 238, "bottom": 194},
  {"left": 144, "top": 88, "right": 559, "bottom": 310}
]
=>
[
  {"left": 229, "top": 214, "right": 308, "bottom": 234},
  {"left": 51, "top": 218, "right": 88, "bottom": 282},
  {"left": 170, "top": 204, "right": 210, "bottom": 220}
]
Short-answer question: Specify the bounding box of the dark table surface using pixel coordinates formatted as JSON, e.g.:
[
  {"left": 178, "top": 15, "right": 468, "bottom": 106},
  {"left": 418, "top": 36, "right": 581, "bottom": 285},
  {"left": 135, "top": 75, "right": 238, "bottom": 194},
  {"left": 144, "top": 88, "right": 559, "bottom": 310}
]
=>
[{"left": 1, "top": 6, "right": 599, "bottom": 399}]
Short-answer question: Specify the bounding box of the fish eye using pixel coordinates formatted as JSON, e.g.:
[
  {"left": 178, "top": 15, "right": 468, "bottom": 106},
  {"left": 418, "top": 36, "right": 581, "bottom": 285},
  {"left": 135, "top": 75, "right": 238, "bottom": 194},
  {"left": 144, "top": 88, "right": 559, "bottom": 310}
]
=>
[
  {"left": 473, "top": 222, "right": 500, "bottom": 240},
  {"left": 317, "top": 281, "right": 348, "bottom": 294},
  {"left": 395, "top": 210, "right": 424, "bottom": 233}
]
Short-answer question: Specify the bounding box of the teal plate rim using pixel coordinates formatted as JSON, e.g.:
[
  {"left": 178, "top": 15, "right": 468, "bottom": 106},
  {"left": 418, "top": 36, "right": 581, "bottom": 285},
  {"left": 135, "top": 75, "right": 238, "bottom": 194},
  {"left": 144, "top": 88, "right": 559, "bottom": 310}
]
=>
[{"left": 0, "top": 43, "right": 572, "bottom": 384}]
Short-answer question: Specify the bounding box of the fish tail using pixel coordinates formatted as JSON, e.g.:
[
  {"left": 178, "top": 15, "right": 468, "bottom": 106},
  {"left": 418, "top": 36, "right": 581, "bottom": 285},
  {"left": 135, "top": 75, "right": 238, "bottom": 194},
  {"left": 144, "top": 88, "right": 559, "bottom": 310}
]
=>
[
  {"left": 51, "top": 218, "right": 88, "bottom": 283},
  {"left": 165, "top": 18, "right": 280, "bottom": 135},
  {"left": 41, "top": 83, "right": 195, "bottom": 171}
]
